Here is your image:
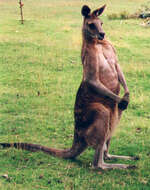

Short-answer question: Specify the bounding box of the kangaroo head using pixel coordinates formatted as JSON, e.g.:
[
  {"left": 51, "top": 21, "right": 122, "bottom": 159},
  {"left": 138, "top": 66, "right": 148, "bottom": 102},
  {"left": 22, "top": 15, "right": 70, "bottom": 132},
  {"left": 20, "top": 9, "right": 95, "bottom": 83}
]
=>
[{"left": 81, "top": 5, "right": 106, "bottom": 41}]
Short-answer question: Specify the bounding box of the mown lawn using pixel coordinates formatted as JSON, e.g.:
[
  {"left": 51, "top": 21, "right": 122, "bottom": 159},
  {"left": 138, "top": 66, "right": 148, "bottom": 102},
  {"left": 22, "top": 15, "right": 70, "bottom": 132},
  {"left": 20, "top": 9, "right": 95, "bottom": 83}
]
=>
[{"left": 0, "top": 0, "right": 150, "bottom": 189}]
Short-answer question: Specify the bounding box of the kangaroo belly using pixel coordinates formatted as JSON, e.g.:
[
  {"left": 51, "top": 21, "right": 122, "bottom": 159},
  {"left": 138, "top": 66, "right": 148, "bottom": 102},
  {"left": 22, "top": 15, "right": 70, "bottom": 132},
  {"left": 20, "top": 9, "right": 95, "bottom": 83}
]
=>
[
  {"left": 74, "top": 82, "right": 120, "bottom": 131},
  {"left": 74, "top": 82, "right": 120, "bottom": 110}
]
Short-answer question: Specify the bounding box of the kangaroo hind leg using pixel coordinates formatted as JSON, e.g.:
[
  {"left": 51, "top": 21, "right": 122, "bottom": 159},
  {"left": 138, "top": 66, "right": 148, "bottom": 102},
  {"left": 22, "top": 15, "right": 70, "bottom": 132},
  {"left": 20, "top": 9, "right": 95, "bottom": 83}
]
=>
[
  {"left": 103, "top": 109, "right": 139, "bottom": 161},
  {"left": 104, "top": 138, "right": 139, "bottom": 161},
  {"left": 93, "top": 143, "right": 133, "bottom": 170},
  {"left": 90, "top": 108, "right": 134, "bottom": 170}
]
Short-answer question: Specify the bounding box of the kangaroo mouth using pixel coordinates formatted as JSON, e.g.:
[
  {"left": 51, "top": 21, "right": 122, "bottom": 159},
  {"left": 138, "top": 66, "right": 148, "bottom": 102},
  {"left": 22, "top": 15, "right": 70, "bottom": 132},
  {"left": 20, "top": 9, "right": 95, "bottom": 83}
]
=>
[
  {"left": 97, "top": 34, "right": 104, "bottom": 40},
  {"left": 83, "top": 30, "right": 105, "bottom": 41},
  {"left": 90, "top": 34, "right": 104, "bottom": 40},
  {"left": 98, "top": 37, "right": 104, "bottom": 40}
]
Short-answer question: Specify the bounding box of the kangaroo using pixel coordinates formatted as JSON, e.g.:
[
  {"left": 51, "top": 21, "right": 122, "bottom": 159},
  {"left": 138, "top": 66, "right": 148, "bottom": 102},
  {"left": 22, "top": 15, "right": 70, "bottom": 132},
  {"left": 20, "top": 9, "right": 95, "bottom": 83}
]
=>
[{"left": 0, "top": 5, "right": 138, "bottom": 170}]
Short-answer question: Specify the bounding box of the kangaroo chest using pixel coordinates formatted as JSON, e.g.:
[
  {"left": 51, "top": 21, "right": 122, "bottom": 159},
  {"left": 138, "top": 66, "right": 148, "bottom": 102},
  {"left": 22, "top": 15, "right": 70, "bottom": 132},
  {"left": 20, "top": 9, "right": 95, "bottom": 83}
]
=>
[
  {"left": 97, "top": 44, "right": 117, "bottom": 73},
  {"left": 96, "top": 44, "right": 118, "bottom": 89}
]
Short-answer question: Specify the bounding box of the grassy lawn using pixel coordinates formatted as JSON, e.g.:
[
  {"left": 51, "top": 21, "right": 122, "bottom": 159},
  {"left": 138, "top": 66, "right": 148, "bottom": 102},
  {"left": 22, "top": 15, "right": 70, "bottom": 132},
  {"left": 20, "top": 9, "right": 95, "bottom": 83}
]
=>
[{"left": 0, "top": 0, "right": 150, "bottom": 189}]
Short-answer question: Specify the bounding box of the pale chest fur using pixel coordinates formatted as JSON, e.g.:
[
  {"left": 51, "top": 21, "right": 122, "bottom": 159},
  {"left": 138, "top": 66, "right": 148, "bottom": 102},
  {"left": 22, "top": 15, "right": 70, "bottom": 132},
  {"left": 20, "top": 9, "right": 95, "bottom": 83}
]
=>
[{"left": 96, "top": 44, "right": 118, "bottom": 89}]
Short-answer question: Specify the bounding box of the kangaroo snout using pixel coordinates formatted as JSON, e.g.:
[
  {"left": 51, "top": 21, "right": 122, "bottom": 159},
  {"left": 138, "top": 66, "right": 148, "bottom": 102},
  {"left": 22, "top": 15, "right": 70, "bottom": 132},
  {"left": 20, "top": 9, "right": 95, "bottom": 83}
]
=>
[{"left": 98, "top": 32, "right": 105, "bottom": 40}]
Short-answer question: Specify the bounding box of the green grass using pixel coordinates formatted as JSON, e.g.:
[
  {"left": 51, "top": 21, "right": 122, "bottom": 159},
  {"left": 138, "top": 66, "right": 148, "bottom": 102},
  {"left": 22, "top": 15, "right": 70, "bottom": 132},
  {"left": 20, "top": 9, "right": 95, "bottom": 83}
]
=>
[{"left": 0, "top": 0, "right": 150, "bottom": 189}]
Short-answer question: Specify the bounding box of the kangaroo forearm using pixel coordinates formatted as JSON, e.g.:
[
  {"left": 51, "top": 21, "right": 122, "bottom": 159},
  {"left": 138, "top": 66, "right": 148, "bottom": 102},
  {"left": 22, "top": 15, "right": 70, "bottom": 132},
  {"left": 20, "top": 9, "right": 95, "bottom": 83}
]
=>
[
  {"left": 119, "top": 76, "right": 129, "bottom": 93},
  {"left": 117, "top": 64, "right": 129, "bottom": 93},
  {"left": 88, "top": 80, "right": 121, "bottom": 103}
]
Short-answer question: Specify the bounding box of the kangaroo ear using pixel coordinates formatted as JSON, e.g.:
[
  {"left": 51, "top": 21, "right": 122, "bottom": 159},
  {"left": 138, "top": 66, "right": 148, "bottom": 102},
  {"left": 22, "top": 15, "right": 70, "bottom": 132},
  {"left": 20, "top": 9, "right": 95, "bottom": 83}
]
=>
[
  {"left": 81, "top": 5, "right": 91, "bottom": 17},
  {"left": 92, "top": 4, "right": 106, "bottom": 17}
]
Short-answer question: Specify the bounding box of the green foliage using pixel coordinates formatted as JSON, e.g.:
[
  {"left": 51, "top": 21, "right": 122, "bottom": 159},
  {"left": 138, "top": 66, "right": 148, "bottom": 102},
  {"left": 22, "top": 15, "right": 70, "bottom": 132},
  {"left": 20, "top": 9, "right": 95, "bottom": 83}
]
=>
[
  {"left": 0, "top": 0, "right": 150, "bottom": 189},
  {"left": 107, "top": 1, "right": 150, "bottom": 20},
  {"left": 107, "top": 13, "right": 120, "bottom": 20},
  {"left": 108, "top": 11, "right": 129, "bottom": 20}
]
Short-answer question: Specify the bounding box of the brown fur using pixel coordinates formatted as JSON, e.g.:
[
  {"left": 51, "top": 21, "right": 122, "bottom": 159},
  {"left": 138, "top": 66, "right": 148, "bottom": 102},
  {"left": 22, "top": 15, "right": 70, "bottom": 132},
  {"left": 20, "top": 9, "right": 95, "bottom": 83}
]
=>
[{"left": 0, "top": 5, "right": 138, "bottom": 170}]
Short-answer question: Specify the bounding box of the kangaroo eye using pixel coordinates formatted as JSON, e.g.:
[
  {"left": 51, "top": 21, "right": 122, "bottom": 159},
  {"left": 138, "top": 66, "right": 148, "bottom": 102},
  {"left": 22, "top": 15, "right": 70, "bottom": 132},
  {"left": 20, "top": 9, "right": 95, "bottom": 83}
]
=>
[{"left": 88, "top": 23, "right": 95, "bottom": 30}]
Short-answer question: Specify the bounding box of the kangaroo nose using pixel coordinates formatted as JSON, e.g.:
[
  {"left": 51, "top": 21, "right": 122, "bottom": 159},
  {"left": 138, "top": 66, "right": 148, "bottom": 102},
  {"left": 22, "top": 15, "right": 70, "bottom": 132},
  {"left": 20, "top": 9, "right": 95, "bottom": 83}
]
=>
[{"left": 99, "top": 32, "right": 105, "bottom": 38}]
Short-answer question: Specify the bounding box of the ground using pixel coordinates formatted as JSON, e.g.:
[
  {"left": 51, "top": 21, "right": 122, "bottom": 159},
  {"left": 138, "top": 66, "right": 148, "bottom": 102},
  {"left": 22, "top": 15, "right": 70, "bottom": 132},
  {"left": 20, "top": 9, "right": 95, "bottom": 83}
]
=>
[{"left": 0, "top": 0, "right": 150, "bottom": 189}]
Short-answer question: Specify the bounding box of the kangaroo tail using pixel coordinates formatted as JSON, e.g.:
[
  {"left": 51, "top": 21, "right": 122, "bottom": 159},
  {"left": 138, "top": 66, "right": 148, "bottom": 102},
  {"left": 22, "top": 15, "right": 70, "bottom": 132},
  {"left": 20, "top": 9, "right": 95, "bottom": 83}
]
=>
[{"left": 0, "top": 135, "right": 87, "bottom": 159}]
